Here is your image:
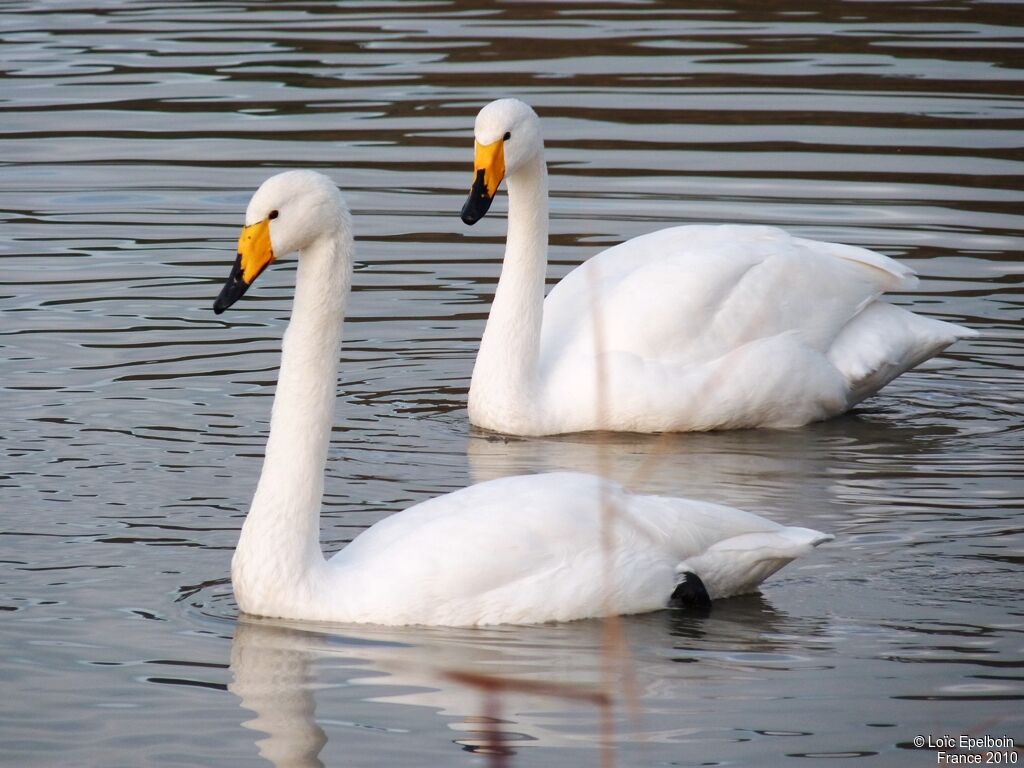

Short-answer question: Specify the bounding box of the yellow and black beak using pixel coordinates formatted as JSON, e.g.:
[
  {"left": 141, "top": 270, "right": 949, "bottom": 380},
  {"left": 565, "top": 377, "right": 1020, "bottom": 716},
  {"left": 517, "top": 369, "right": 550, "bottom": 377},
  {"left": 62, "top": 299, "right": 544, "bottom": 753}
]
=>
[
  {"left": 213, "top": 217, "right": 274, "bottom": 314},
  {"left": 461, "top": 137, "right": 506, "bottom": 225}
]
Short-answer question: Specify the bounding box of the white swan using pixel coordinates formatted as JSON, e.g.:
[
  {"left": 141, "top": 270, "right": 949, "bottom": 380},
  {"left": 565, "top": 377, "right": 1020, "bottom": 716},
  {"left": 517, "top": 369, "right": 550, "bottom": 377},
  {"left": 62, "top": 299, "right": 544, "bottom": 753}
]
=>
[
  {"left": 460, "top": 98, "right": 976, "bottom": 436},
  {"left": 212, "top": 170, "right": 831, "bottom": 627}
]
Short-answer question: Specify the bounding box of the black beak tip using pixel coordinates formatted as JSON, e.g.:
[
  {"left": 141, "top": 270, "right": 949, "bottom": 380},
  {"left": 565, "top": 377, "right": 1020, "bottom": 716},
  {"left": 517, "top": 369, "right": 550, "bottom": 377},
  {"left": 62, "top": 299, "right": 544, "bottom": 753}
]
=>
[
  {"left": 461, "top": 205, "right": 480, "bottom": 226},
  {"left": 461, "top": 193, "right": 492, "bottom": 226},
  {"left": 461, "top": 170, "right": 495, "bottom": 226},
  {"left": 213, "top": 253, "right": 248, "bottom": 314}
]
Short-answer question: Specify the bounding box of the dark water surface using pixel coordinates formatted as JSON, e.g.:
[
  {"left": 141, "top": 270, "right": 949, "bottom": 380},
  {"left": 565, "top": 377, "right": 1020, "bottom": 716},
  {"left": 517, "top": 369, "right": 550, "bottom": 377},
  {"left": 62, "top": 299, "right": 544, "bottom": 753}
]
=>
[{"left": 2, "top": 2, "right": 1022, "bottom": 766}]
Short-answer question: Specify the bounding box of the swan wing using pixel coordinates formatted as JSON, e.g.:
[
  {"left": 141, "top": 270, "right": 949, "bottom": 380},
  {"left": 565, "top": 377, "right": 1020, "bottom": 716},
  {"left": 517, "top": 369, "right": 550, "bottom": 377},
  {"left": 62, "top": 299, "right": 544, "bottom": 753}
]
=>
[
  {"left": 328, "top": 472, "right": 828, "bottom": 625},
  {"left": 534, "top": 224, "right": 970, "bottom": 430},
  {"left": 540, "top": 224, "right": 913, "bottom": 369}
]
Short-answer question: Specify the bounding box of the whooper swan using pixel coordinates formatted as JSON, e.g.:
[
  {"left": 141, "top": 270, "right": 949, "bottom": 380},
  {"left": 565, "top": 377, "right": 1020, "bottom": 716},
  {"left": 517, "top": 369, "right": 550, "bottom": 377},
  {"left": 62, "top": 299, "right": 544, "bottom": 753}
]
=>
[
  {"left": 460, "top": 98, "right": 975, "bottom": 436},
  {"left": 212, "top": 170, "right": 831, "bottom": 626}
]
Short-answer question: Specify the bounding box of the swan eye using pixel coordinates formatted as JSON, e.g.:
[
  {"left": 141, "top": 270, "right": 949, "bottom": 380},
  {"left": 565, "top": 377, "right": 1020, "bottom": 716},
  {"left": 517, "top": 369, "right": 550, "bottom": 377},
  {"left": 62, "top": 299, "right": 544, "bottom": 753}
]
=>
[
  {"left": 503, "top": 131, "right": 511, "bottom": 141},
  {"left": 268, "top": 210, "right": 279, "bottom": 220}
]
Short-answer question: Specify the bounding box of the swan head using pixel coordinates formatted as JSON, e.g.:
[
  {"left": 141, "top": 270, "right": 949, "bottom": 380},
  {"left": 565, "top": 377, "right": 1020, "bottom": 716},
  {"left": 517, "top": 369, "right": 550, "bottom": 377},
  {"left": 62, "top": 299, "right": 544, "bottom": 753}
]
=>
[
  {"left": 461, "top": 98, "right": 542, "bottom": 225},
  {"left": 213, "top": 170, "right": 349, "bottom": 314}
]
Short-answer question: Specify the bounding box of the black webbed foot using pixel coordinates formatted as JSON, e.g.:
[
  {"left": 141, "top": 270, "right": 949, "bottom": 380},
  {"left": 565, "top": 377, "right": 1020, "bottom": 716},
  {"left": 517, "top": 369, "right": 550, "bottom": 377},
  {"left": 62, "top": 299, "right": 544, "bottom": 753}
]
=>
[{"left": 670, "top": 571, "right": 712, "bottom": 611}]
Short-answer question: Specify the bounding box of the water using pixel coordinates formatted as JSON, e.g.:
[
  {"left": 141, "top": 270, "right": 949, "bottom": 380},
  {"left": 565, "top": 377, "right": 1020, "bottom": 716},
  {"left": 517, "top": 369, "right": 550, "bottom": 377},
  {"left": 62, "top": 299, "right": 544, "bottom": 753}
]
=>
[{"left": 1, "top": 1, "right": 1022, "bottom": 766}]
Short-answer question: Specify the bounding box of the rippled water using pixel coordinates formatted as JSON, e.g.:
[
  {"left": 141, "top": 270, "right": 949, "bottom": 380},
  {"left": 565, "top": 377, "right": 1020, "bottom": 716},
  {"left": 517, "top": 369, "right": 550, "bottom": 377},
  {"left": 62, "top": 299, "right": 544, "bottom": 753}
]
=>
[{"left": 2, "top": 2, "right": 1022, "bottom": 766}]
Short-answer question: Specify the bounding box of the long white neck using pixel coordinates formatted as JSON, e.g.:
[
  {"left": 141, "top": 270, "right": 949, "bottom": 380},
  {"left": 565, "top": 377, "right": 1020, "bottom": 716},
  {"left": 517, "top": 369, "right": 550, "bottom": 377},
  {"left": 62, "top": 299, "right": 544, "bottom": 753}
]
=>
[
  {"left": 232, "top": 229, "right": 352, "bottom": 615},
  {"left": 469, "top": 151, "right": 549, "bottom": 430}
]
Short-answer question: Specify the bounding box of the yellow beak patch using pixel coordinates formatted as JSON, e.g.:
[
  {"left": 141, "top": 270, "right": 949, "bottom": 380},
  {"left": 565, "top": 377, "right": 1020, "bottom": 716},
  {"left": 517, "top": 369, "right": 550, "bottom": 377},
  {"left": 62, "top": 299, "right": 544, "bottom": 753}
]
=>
[
  {"left": 474, "top": 138, "right": 506, "bottom": 197},
  {"left": 237, "top": 217, "right": 274, "bottom": 285}
]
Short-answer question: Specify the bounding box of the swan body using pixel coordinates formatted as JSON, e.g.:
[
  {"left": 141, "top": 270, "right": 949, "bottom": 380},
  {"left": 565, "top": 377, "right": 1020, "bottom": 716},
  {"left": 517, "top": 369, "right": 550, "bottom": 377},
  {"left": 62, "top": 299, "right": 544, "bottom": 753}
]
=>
[
  {"left": 461, "top": 98, "right": 976, "bottom": 436},
  {"left": 214, "top": 170, "right": 831, "bottom": 627}
]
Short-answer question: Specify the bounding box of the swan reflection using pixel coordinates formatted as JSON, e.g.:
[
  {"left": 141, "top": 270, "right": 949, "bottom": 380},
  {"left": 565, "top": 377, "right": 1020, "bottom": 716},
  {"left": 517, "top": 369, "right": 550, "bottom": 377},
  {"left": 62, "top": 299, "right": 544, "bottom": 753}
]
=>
[
  {"left": 229, "top": 599, "right": 829, "bottom": 765},
  {"left": 466, "top": 411, "right": 959, "bottom": 518},
  {"left": 230, "top": 621, "right": 330, "bottom": 768}
]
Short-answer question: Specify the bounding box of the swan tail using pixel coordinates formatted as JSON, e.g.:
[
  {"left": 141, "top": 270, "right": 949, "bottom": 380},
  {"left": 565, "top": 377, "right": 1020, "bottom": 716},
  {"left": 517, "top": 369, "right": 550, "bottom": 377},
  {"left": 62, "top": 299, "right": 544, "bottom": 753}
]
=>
[
  {"left": 676, "top": 526, "right": 832, "bottom": 601},
  {"left": 828, "top": 302, "right": 977, "bottom": 407}
]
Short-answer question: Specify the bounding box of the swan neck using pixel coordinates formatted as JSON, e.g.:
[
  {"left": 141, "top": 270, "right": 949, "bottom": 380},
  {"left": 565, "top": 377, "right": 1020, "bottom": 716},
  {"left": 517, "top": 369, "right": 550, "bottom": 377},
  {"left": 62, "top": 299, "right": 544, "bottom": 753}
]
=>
[
  {"left": 506, "top": 154, "right": 549, "bottom": 270},
  {"left": 233, "top": 228, "right": 353, "bottom": 609},
  {"left": 471, "top": 152, "right": 549, "bottom": 426}
]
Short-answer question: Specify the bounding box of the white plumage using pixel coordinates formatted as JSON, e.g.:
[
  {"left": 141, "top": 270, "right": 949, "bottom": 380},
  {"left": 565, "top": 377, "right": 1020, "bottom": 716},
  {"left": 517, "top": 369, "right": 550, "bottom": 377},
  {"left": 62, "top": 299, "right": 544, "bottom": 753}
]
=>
[
  {"left": 216, "top": 170, "right": 831, "bottom": 627},
  {"left": 461, "top": 98, "right": 976, "bottom": 436}
]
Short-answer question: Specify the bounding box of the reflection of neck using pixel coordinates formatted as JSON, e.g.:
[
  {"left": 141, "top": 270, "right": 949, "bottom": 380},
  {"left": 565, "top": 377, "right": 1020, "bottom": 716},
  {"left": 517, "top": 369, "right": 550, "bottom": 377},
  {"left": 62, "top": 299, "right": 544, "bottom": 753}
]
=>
[
  {"left": 230, "top": 622, "right": 327, "bottom": 768},
  {"left": 232, "top": 229, "right": 352, "bottom": 615},
  {"left": 469, "top": 152, "right": 549, "bottom": 430}
]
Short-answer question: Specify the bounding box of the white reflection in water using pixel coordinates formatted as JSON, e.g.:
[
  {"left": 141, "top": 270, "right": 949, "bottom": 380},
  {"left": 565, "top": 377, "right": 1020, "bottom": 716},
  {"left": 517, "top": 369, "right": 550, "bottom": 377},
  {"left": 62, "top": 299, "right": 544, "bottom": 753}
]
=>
[
  {"left": 464, "top": 408, "right": 976, "bottom": 518},
  {"left": 229, "top": 600, "right": 834, "bottom": 765},
  {"left": 231, "top": 621, "right": 328, "bottom": 768}
]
